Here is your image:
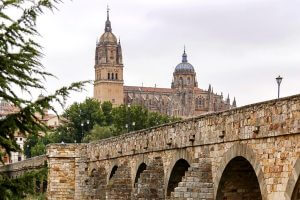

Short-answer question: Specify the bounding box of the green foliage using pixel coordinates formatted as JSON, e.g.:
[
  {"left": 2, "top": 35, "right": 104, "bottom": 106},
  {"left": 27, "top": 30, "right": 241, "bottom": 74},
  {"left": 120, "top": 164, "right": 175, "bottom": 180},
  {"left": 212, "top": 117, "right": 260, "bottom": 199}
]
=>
[
  {"left": 0, "top": 168, "right": 47, "bottom": 200},
  {"left": 70, "top": 103, "right": 180, "bottom": 143},
  {"left": 53, "top": 98, "right": 105, "bottom": 143},
  {"left": 101, "top": 101, "right": 113, "bottom": 125},
  {"left": 24, "top": 133, "right": 52, "bottom": 158},
  {"left": 82, "top": 125, "right": 116, "bottom": 142},
  {"left": 111, "top": 104, "right": 180, "bottom": 133},
  {"left": 30, "top": 140, "right": 46, "bottom": 157},
  {"left": 24, "top": 193, "right": 46, "bottom": 200},
  {"left": 0, "top": 0, "right": 89, "bottom": 162}
]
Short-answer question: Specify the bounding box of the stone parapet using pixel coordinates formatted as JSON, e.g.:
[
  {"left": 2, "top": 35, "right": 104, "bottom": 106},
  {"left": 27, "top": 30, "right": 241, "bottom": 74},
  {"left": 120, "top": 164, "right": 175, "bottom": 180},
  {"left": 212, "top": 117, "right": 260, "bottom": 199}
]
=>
[
  {"left": 46, "top": 94, "right": 300, "bottom": 200},
  {"left": 0, "top": 155, "right": 47, "bottom": 178},
  {"left": 87, "top": 94, "right": 300, "bottom": 162}
]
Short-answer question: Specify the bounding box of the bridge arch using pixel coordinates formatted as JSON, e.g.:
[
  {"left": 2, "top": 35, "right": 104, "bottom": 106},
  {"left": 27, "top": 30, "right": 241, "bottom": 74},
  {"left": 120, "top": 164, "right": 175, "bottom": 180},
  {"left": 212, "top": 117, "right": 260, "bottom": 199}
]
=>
[
  {"left": 131, "top": 155, "right": 150, "bottom": 187},
  {"left": 134, "top": 162, "right": 147, "bottom": 186},
  {"left": 106, "top": 160, "right": 119, "bottom": 182},
  {"left": 165, "top": 149, "right": 193, "bottom": 186},
  {"left": 166, "top": 158, "right": 191, "bottom": 197},
  {"left": 285, "top": 158, "right": 300, "bottom": 200},
  {"left": 108, "top": 165, "right": 118, "bottom": 181},
  {"left": 214, "top": 143, "right": 267, "bottom": 200}
]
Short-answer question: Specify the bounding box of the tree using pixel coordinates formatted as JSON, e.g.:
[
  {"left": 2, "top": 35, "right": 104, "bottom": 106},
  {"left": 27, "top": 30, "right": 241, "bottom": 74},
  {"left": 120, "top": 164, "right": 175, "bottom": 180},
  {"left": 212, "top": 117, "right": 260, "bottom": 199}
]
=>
[
  {"left": 0, "top": 0, "right": 87, "bottom": 163},
  {"left": 55, "top": 98, "right": 105, "bottom": 143},
  {"left": 111, "top": 104, "right": 180, "bottom": 133},
  {"left": 24, "top": 133, "right": 53, "bottom": 158},
  {"left": 30, "top": 140, "right": 46, "bottom": 157},
  {"left": 0, "top": 1, "right": 89, "bottom": 198},
  {"left": 82, "top": 124, "right": 116, "bottom": 142},
  {"left": 101, "top": 101, "right": 113, "bottom": 125}
]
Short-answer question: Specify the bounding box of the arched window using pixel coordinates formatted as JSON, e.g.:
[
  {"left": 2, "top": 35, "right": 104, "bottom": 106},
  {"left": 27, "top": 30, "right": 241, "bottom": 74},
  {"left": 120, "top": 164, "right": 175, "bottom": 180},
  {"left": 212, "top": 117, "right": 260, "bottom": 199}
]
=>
[
  {"left": 116, "top": 73, "right": 118, "bottom": 80},
  {"left": 108, "top": 73, "right": 110, "bottom": 80},
  {"left": 112, "top": 73, "right": 114, "bottom": 80},
  {"left": 187, "top": 77, "right": 190, "bottom": 84}
]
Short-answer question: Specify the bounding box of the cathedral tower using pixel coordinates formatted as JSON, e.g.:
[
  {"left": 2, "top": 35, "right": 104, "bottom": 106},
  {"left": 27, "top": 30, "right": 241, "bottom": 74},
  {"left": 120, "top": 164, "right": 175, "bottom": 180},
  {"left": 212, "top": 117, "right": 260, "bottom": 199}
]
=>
[
  {"left": 171, "top": 48, "right": 198, "bottom": 117},
  {"left": 93, "top": 8, "right": 124, "bottom": 106}
]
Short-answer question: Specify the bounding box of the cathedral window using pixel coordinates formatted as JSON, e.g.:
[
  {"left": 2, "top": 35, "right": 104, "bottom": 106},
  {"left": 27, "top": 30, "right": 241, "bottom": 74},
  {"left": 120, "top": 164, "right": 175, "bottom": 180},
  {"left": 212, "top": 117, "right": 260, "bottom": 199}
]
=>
[
  {"left": 108, "top": 73, "right": 110, "bottom": 80},
  {"left": 180, "top": 77, "right": 183, "bottom": 86},
  {"left": 112, "top": 73, "right": 114, "bottom": 80},
  {"left": 188, "top": 77, "right": 191, "bottom": 84},
  {"left": 116, "top": 73, "right": 118, "bottom": 80},
  {"left": 110, "top": 50, "right": 114, "bottom": 59}
]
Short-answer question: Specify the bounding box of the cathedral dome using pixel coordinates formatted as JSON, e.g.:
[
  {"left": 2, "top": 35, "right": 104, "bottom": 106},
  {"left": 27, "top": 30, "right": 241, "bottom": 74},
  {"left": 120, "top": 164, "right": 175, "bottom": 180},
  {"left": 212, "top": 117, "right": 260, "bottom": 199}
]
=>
[
  {"left": 175, "top": 49, "right": 195, "bottom": 73},
  {"left": 99, "top": 32, "right": 117, "bottom": 44}
]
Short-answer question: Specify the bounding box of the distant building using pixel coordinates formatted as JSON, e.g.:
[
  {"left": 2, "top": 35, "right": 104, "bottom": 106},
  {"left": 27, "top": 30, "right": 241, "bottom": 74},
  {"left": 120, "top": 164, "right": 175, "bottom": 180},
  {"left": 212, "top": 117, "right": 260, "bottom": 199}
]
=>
[
  {"left": 0, "top": 95, "right": 62, "bottom": 164},
  {"left": 93, "top": 9, "right": 236, "bottom": 118}
]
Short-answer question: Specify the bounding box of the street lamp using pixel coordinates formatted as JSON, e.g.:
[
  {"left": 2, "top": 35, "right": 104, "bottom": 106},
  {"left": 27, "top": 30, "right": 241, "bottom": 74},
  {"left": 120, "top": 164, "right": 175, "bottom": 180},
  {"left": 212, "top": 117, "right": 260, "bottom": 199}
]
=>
[
  {"left": 81, "top": 122, "right": 84, "bottom": 138},
  {"left": 126, "top": 104, "right": 131, "bottom": 132},
  {"left": 276, "top": 75, "right": 283, "bottom": 99}
]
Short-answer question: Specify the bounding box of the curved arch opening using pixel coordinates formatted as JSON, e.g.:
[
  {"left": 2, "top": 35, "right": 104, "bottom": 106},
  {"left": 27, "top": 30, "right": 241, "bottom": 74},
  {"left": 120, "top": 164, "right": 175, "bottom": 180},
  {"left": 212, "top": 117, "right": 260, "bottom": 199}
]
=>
[
  {"left": 167, "top": 159, "right": 190, "bottom": 197},
  {"left": 216, "top": 156, "right": 262, "bottom": 200},
  {"left": 134, "top": 163, "right": 147, "bottom": 186},
  {"left": 109, "top": 165, "right": 118, "bottom": 180},
  {"left": 292, "top": 176, "right": 300, "bottom": 200}
]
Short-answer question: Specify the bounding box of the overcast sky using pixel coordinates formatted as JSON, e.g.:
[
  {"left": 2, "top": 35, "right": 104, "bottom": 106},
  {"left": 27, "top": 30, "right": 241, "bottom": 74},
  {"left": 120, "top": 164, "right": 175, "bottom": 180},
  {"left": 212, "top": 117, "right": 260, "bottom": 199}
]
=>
[{"left": 35, "top": 0, "right": 300, "bottom": 111}]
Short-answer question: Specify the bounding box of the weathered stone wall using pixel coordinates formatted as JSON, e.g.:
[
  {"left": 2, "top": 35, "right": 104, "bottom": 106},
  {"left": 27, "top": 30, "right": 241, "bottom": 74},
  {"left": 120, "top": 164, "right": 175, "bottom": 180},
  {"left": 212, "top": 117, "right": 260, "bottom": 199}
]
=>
[
  {"left": 0, "top": 155, "right": 47, "bottom": 178},
  {"left": 47, "top": 94, "right": 300, "bottom": 200},
  {"left": 47, "top": 143, "right": 88, "bottom": 199}
]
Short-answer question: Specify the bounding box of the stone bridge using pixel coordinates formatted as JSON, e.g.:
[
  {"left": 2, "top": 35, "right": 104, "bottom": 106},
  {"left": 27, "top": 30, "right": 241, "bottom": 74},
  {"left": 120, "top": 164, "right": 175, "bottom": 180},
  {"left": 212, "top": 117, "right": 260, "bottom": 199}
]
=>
[{"left": 46, "top": 94, "right": 300, "bottom": 199}]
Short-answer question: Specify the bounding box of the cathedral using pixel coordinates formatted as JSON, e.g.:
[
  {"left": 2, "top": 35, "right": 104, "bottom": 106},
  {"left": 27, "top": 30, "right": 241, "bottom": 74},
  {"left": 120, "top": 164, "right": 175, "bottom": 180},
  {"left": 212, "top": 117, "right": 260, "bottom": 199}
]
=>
[{"left": 93, "top": 9, "right": 236, "bottom": 118}]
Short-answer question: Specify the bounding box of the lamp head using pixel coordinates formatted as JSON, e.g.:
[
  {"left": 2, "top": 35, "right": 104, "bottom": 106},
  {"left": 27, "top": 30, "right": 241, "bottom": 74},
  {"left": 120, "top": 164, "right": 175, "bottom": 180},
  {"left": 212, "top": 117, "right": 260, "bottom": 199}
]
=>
[{"left": 276, "top": 75, "right": 283, "bottom": 85}]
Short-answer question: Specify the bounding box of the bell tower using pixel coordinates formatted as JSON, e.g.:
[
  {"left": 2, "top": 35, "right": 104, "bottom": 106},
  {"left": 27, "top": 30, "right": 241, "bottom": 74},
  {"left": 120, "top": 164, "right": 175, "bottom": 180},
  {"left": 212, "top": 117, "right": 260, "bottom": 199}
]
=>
[{"left": 93, "top": 8, "right": 124, "bottom": 106}]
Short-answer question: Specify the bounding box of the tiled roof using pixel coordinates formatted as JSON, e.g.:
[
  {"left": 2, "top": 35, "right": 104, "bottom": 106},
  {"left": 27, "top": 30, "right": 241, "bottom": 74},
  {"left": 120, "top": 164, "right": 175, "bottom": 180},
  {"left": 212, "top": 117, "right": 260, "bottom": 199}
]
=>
[{"left": 124, "top": 86, "right": 173, "bottom": 94}]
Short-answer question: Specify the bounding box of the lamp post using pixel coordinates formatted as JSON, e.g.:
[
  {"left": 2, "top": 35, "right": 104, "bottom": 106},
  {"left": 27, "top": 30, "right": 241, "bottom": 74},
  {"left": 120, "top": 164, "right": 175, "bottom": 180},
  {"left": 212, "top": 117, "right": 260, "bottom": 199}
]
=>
[
  {"left": 126, "top": 104, "right": 131, "bottom": 132},
  {"left": 132, "top": 121, "right": 135, "bottom": 131},
  {"left": 81, "top": 122, "right": 84, "bottom": 140},
  {"left": 276, "top": 75, "right": 283, "bottom": 99},
  {"left": 80, "top": 120, "right": 90, "bottom": 142}
]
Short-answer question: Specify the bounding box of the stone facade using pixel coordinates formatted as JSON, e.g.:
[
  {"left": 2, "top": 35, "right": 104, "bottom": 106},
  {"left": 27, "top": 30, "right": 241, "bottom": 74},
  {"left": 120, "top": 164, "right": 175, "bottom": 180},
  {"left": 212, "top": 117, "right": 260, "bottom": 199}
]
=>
[
  {"left": 93, "top": 10, "right": 236, "bottom": 118},
  {"left": 46, "top": 94, "right": 300, "bottom": 200}
]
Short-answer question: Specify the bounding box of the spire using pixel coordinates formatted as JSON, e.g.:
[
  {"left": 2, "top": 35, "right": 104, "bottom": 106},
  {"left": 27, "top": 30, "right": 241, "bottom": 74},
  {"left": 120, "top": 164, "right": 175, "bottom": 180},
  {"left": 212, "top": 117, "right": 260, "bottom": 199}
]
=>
[
  {"left": 208, "top": 84, "right": 211, "bottom": 93},
  {"left": 105, "top": 6, "right": 112, "bottom": 32},
  {"left": 107, "top": 5, "right": 110, "bottom": 20},
  {"left": 116, "top": 36, "right": 123, "bottom": 64},
  {"left": 182, "top": 45, "right": 188, "bottom": 63},
  {"left": 233, "top": 97, "right": 237, "bottom": 107},
  {"left": 226, "top": 94, "right": 230, "bottom": 104}
]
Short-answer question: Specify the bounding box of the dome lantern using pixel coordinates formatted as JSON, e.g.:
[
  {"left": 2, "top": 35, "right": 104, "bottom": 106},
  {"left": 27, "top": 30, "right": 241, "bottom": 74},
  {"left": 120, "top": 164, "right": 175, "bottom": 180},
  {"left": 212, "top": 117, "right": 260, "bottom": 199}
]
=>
[{"left": 174, "top": 47, "right": 195, "bottom": 73}]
